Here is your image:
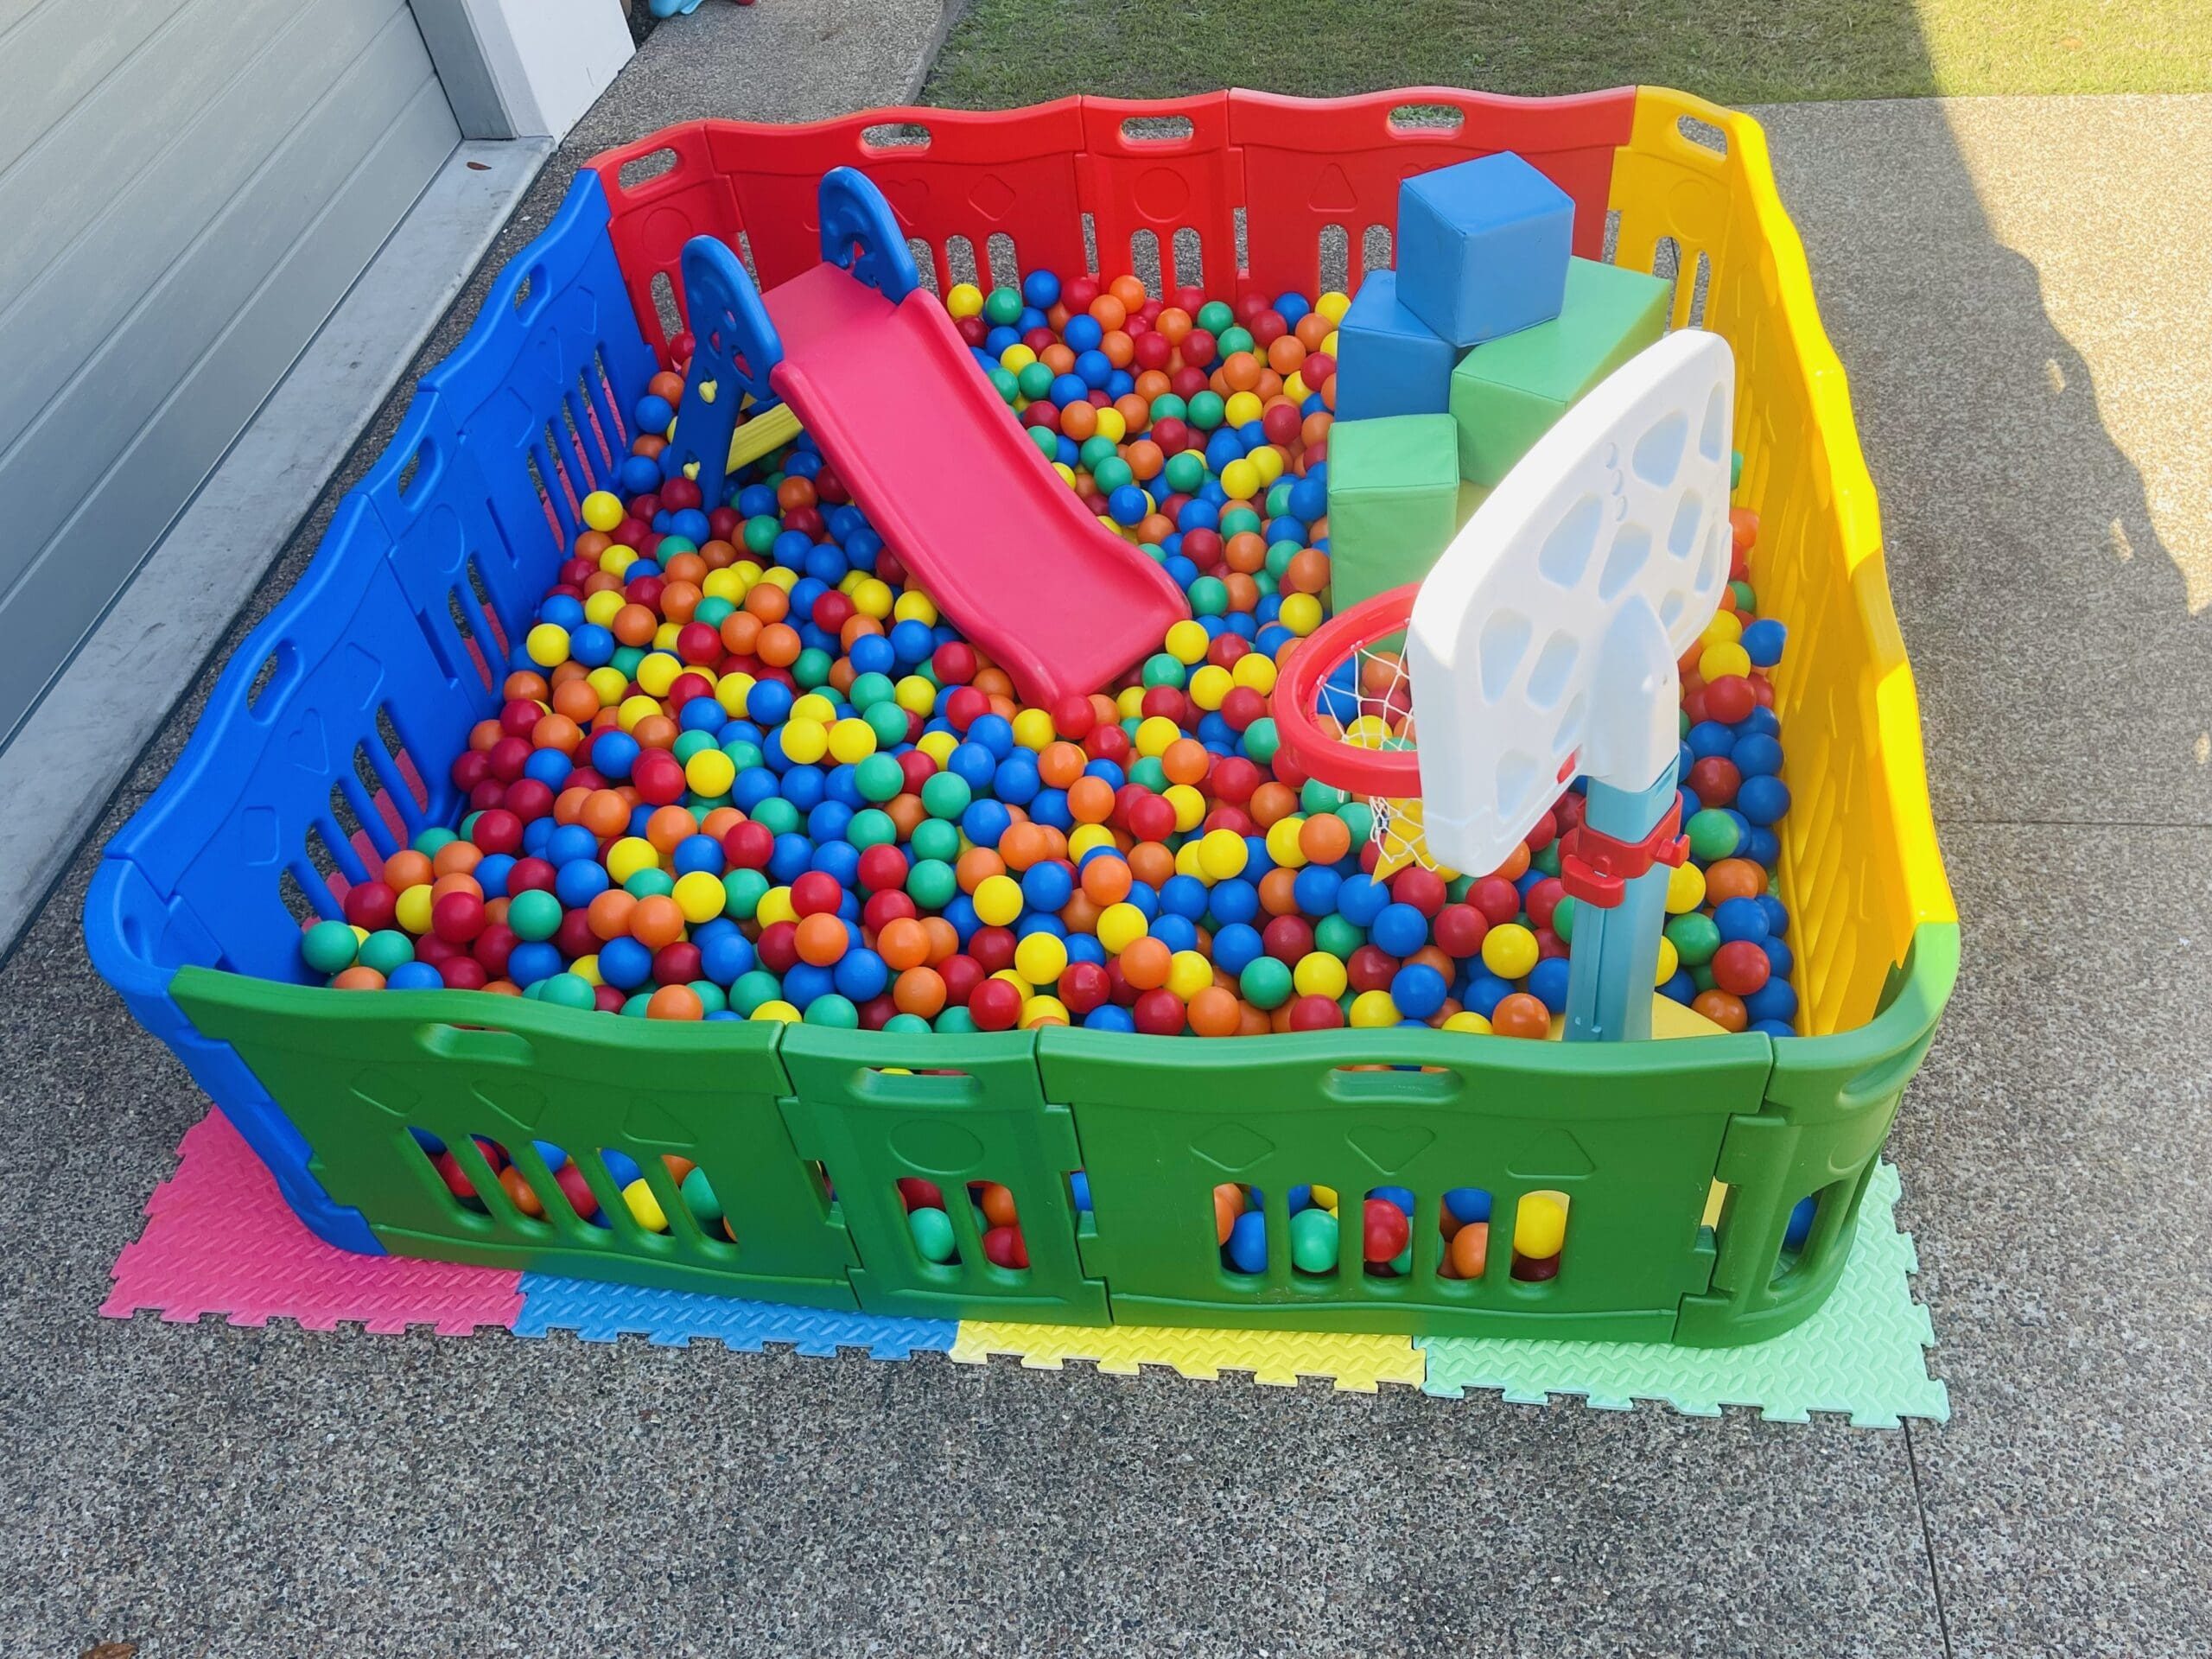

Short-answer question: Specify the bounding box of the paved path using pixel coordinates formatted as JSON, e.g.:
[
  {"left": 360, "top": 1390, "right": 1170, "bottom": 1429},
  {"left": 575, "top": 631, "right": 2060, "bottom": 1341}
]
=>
[{"left": 2, "top": 58, "right": 2207, "bottom": 1655}]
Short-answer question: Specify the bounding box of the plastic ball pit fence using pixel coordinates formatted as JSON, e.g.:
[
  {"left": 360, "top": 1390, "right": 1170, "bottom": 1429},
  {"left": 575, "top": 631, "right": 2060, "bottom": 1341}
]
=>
[{"left": 86, "top": 86, "right": 1957, "bottom": 1348}]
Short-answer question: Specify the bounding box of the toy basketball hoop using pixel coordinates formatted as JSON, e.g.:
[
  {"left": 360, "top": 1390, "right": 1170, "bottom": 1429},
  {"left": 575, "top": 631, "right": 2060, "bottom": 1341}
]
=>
[{"left": 1273, "top": 328, "right": 1738, "bottom": 1039}]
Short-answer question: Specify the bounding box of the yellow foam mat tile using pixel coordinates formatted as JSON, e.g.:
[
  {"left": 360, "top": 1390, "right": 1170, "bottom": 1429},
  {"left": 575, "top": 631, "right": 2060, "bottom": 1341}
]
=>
[{"left": 950, "top": 1321, "right": 1425, "bottom": 1393}]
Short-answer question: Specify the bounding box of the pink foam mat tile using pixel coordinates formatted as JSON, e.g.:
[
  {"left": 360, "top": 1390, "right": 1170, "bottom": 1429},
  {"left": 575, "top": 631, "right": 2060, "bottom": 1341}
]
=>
[{"left": 105, "top": 1111, "right": 524, "bottom": 1336}]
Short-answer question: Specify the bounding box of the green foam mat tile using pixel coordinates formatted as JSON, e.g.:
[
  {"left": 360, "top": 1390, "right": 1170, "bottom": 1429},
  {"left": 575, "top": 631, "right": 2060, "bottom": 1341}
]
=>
[{"left": 1419, "top": 1162, "right": 1945, "bottom": 1427}]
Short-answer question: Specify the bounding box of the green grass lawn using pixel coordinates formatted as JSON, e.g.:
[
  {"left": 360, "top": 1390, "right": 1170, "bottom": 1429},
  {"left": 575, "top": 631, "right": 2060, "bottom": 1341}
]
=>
[{"left": 924, "top": 0, "right": 2211, "bottom": 107}]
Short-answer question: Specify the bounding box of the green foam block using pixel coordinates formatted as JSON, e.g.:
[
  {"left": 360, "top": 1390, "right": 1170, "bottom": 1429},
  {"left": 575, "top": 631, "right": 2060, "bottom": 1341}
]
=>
[
  {"left": 1449, "top": 257, "right": 1672, "bottom": 487},
  {"left": 1324, "top": 414, "right": 1462, "bottom": 613}
]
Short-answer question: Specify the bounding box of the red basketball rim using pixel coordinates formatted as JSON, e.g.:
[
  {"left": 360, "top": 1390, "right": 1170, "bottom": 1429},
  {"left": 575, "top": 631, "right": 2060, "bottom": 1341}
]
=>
[{"left": 1269, "top": 582, "right": 1425, "bottom": 798}]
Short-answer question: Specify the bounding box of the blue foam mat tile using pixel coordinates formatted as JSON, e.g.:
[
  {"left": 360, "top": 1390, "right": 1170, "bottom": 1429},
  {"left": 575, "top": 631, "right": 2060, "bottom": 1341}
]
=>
[{"left": 515, "top": 1274, "right": 957, "bottom": 1358}]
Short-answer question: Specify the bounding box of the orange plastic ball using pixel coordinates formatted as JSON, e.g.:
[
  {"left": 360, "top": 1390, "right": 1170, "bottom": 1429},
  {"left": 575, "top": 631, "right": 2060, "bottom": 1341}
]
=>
[
  {"left": 630, "top": 895, "right": 686, "bottom": 950},
  {"left": 877, "top": 917, "right": 930, "bottom": 971},
  {"left": 383, "top": 850, "right": 433, "bottom": 892},
  {"left": 1446, "top": 1221, "right": 1490, "bottom": 1279},
  {"left": 1298, "top": 814, "right": 1351, "bottom": 866},
  {"left": 893, "top": 965, "right": 946, "bottom": 1018},
  {"left": 1120, "top": 938, "right": 1172, "bottom": 990},
  {"left": 1491, "top": 993, "right": 1551, "bottom": 1039},
  {"left": 793, "top": 912, "right": 848, "bottom": 967},
  {"left": 1214, "top": 1183, "right": 1242, "bottom": 1245},
  {"left": 588, "top": 889, "right": 636, "bottom": 939},
  {"left": 1067, "top": 776, "right": 1116, "bottom": 824},
  {"left": 1694, "top": 989, "right": 1750, "bottom": 1033},
  {"left": 1188, "top": 986, "right": 1241, "bottom": 1037},
  {"left": 1081, "top": 857, "right": 1132, "bottom": 906},
  {"left": 1705, "top": 858, "right": 1769, "bottom": 904},
  {"left": 647, "top": 984, "right": 705, "bottom": 1020}
]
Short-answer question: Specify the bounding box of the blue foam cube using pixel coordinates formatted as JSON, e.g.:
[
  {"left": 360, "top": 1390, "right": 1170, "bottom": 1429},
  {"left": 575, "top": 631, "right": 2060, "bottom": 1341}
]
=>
[
  {"left": 1394, "top": 152, "right": 1574, "bottom": 349},
  {"left": 1332, "top": 271, "right": 1457, "bottom": 421}
]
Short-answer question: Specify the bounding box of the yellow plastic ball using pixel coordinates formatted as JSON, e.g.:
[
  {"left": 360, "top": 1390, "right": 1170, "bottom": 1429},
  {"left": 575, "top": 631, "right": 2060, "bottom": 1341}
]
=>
[
  {"left": 1135, "top": 715, "right": 1182, "bottom": 759},
  {"left": 1187, "top": 664, "right": 1233, "bottom": 710},
  {"left": 1699, "top": 641, "right": 1752, "bottom": 682},
  {"left": 581, "top": 490, "right": 625, "bottom": 533},
  {"left": 1250, "top": 445, "right": 1285, "bottom": 486},
  {"left": 1096, "top": 902, "right": 1149, "bottom": 954},
  {"left": 755, "top": 886, "right": 798, "bottom": 927},
  {"left": 1701, "top": 610, "right": 1745, "bottom": 646},
  {"left": 946, "top": 283, "right": 985, "bottom": 319},
  {"left": 673, "top": 870, "right": 727, "bottom": 925},
  {"left": 1173, "top": 840, "right": 1207, "bottom": 880},
  {"left": 893, "top": 591, "right": 938, "bottom": 626},
  {"left": 828, "top": 718, "right": 878, "bottom": 765},
  {"left": 757, "top": 565, "right": 798, "bottom": 593},
  {"left": 973, "top": 874, "right": 1024, "bottom": 927},
  {"left": 622, "top": 1179, "right": 670, "bottom": 1233},
  {"left": 1294, "top": 951, "right": 1347, "bottom": 1000},
  {"left": 571, "top": 953, "right": 602, "bottom": 988},
  {"left": 1093, "top": 406, "right": 1127, "bottom": 444},
  {"left": 582, "top": 589, "right": 625, "bottom": 626},
  {"left": 1665, "top": 861, "right": 1707, "bottom": 915},
  {"left": 750, "top": 999, "right": 802, "bottom": 1023},
  {"left": 999, "top": 341, "right": 1037, "bottom": 372},
  {"left": 1283, "top": 372, "right": 1309, "bottom": 403},
  {"left": 1316, "top": 290, "right": 1351, "bottom": 323},
  {"left": 1515, "top": 1191, "right": 1570, "bottom": 1258},
  {"left": 702, "top": 569, "right": 742, "bottom": 603},
  {"left": 606, "top": 836, "right": 659, "bottom": 885},
  {"left": 1198, "top": 828, "right": 1249, "bottom": 881},
  {"left": 1481, "top": 922, "right": 1540, "bottom": 981},
  {"left": 1012, "top": 708, "right": 1055, "bottom": 751},
  {"left": 1349, "top": 988, "right": 1401, "bottom": 1028},
  {"left": 683, "top": 748, "right": 736, "bottom": 798},
  {"left": 1162, "top": 784, "right": 1206, "bottom": 833},
  {"left": 1116, "top": 685, "right": 1148, "bottom": 720},
  {"left": 895, "top": 675, "right": 937, "bottom": 715},
  {"left": 779, "top": 719, "right": 830, "bottom": 766},
  {"left": 599, "top": 543, "right": 638, "bottom": 576},
  {"left": 394, "top": 885, "right": 434, "bottom": 935},
  {"left": 791, "top": 693, "right": 836, "bottom": 725},
  {"left": 1014, "top": 932, "right": 1068, "bottom": 988},
  {"left": 1654, "top": 935, "right": 1681, "bottom": 986},
  {"left": 1265, "top": 817, "right": 1309, "bottom": 869},
  {"left": 1310, "top": 1182, "right": 1340, "bottom": 1211},
  {"left": 1230, "top": 653, "right": 1277, "bottom": 694},
  {"left": 1166, "top": 950, "right": 1215, "bottom": 1002},
  {"left": 1164, "top": 620, "right": 1211, "bottom": 665},
  {"left": 1442, "top": 1009, "right": 1493, "bottom": 1035},
  {"left": 1019, "top": 995, "right": 1071, "bottom": 1029},
  {"left": 524, "top": 623, "right": 570, "bottom": 668},
  {"left": 916, "top": 729, "right": 957, "bottom": 767},
  {"left": 635, "top": 652, "right": 682, "bottom": 697},
  {"left": 1219, "top": 458, "right": 1260, "bottom": 500},
  {"left": 851, "top": 578, "right": 894, "bottom": 619},
  {"left": 1280, "top": 593, "right": 1323, "bottom": 637},
  {"left": 586, "top": 666, "right": 629, "bottom": 709},
  {"left": 1223, "top": 391, "right": 1263, "bottom": 428},
  {"left": 652, "top": 622, "right": 683, "bottom": 654},
  {"left": 616, "top": 695, "right": 658, "bottom": 733}
]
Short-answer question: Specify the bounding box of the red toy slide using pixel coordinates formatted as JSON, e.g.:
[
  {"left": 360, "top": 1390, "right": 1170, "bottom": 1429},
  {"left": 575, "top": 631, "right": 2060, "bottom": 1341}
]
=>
[
  {"left": 766, "top": 269, "right": 1189, "bottom": 709},
  {"left": 661, "top": 168, "right": 1187, "bottom": 711}
]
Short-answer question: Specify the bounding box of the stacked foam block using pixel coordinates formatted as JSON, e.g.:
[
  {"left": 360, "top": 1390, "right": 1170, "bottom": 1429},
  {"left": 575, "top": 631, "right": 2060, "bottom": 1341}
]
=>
[{"left": 1329, "top": 154, "right": 1673, "bottom": 609}]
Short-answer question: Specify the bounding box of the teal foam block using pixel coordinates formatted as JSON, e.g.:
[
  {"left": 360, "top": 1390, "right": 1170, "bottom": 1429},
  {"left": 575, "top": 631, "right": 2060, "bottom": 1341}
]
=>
[{"left": 1419, "top": 1161, "right": 1946, "bottom": 1427}]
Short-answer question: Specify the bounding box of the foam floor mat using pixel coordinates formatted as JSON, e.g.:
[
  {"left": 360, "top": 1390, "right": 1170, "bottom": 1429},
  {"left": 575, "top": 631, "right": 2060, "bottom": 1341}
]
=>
[{"left": 105, "top": 1111, "right": 1944, "bottom": 1424}]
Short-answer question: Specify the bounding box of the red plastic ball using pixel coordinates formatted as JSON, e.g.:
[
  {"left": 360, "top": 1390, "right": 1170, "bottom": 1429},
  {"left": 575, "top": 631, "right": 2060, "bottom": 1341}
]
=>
[
  {"left": 344, "top": 880, "right": 397, "bottom": 932},
  {"left": 982, "top": 1224, "right": 1029, "bottom": 1269},
  {"left": 856, "top": 844, "right": 909, "bottom": 893},
  {"left": 790, "top": 871, "right": 842, "bottom": 918},
  {"left": 1705, "top": 675, "right": 1757, "bottom": 725},
  {"left": 755, "top": 920, "right": 800, "bottom": 974},
  {"left": 723, "top": 819, "right": 773, "bottom": 869},
  {"left": 1347, "top": 944, "right": 1397, "bottom": 994},
  {"left": 1058, "top": 960, "right": 1112, "bottom": 1015},
  {"left": 940, "top": 954, "right": 985, "bottom": 1007},
  {"left": 471, "top": 809, "right": 523, "bottom": 855},
  {"left": 969, "top": 976, "right": 1023, "bottom": 1031},
  {"left": 1363, "top": 1198, "right": 1410, "bottom": 1263},
  {"left": 431, "top": 891, "right": 486, "bottom": 944},
  {"left": 1469, "top": 876, "right": 1522, "bottom": 927},
  {"left": 1688, "top": 756, "right": 1741, "bottom": 809},
  {"left": 1432, "top": 903, "right": 1488, "bottom": 957},
  {"left": 969, "top": 926, "right": 1017, "bottom": 973},
  {"left": 1132, "top": 988, "right": 1186, "bottom": 1035},
  {"left": 631, "top": 749, "right": 684, "bottom": 805},
  {"left": 1711, "top": 939, "right": 1773, "bottom": 997},
  {"left": 1390, "top": 866, "right": 1447, "bottom": 918},
  {"left": 1286, "top": 994, "right": 1344, "bottom": 1031}
]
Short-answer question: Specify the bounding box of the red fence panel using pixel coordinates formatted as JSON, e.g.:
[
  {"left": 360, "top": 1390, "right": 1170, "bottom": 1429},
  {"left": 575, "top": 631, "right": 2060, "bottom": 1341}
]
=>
[{"left": 1230, "top": 87, "right": 1637, "bottom": 299}]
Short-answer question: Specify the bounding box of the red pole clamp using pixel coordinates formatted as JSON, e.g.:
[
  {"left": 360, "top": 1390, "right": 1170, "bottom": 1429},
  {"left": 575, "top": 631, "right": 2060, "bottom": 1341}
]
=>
[{"left": 1557, "top": 799, "right": 1688, "bottom": 909}]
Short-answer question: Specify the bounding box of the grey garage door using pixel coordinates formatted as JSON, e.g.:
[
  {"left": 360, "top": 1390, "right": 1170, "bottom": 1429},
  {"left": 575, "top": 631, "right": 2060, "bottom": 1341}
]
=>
[{"left": 0, "top": 0, "right": 461, "bottom": 748}]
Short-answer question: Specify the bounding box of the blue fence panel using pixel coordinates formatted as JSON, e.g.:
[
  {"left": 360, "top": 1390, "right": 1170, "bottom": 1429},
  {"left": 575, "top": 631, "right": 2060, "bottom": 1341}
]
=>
[{"left": 86, "top": 171, "right": 661, "bottom": 1251}]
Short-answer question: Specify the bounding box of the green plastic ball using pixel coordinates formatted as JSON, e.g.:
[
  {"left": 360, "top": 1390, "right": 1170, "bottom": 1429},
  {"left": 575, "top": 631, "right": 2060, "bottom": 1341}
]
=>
[
  {"left": 1142, "top": 652, "right": 1186, "bottom": 689},
  {"left": 541, "top": 973, "right": 595, "bottom": 1010},
  {"left": 1018, "top": 361, "right": 1054, "bottom": 399},
  {"left": 507, "top": 889, "right": 563, "bottom": 942},
  {"left": 1196, "top": 300, "right": 1235, "bottom": 334},
  {"left": 1163, "top": 451, "right": 1206, "bottom": 494},
  {"left": 680, "top": 1165, "right": 724, "bottom": 1226},
  {"left": 1187, "top": 390, "right": 1225, "bottom": 429},
  {"left": 1091, "top": 455, "right": 1135, "bottom": 494},
  {"left": 730, "top": 969, "right": 782, "bottom": 1014},
  {"left": 1552, "top": 894, "right": 1578, "bottom": 944},
  {"left": 752, "top": 798, "right": 800, "bottom": 836},
  {"left": 302, "top": 920, "right": 359, "bottom": 976},
  {"left": 688, "top": 980, "right": 728, "bottom": 1014},
  {"left": 1217, "top": 325, "right": 1255, "bottom": 358},
  {"left": 1240, "top": 956, "right": 1293, "bottom": 1010},
  {"left": 359, "top": 930, "right": 414, "bottom": 976},
  {"left": 1290, "top": 1206, "right": 1338, "bottom": 1274},
  {"left": 855, "top": 753, "right": 905, "bottom": 803},
  {"left": 1665, "top": 912, "right": 1722, "bottom": 967},
  {"left": 1301, "top": 779, "right": 1351, "bottom": 814},
  {"left": 1242, "top": 717, "right": 1280, "bottom": 766},
  {"left": 982, "top": 287, "right": 1023, "bottom": 326},
  {"left": 933, "top": 1006, "right": 977, "bottom": 1034},
  {"left": 910, "top": 818, "right": 961, "bottom": 864},
  {"left": 624, "top": 868, "right": 675, "bottom": 899},
  {"left": 1686, "top": 808, "right": 1741, "bottom": 861},
  {"left": 908, "top": 1205, "right": 957, "bottom": 1262},
  {"left": 743, "top": 515, "right": 780, "bottom": 554},
  {"left": 1314, "top": 914, "right": 1364, "bottom": 958},
  {"left": 882, "top": 1013, "right": 932, "bottom": 1034},
  {"left": 721, "top": 869, "right": 770, "bottom": 920},
  {"left": 1186, "top": 576, "right": 1228, "bottom": 617},
  {"left": 848, "top": 808, "right": 897, "bottom": 850},
  {"left": 1028, "top": 424, "right": 1059, "bottom": 461},
  {"left": 791, "top": 647, "right": 833, "bottom": 689},
  {"left": 906, "top": 859, "right": 957, "bottom": 910},
  {"left": 413, "top": 827, "right": 457, "bottom": 855},
  {"left": 1127, "top": 755, "right": 1168, "bottom": 793},
  {"left": 987, "top": 366, "right": 1019, "bottom": 405},
  {"left": 671, "top": 728, "right": 715, "bottom": 765},
  {"left": 1078, "top": 435, "right": 1119, "bottom": 472},
  {"left": 920, "top": 772, "right": 972, "bottom": 820}
]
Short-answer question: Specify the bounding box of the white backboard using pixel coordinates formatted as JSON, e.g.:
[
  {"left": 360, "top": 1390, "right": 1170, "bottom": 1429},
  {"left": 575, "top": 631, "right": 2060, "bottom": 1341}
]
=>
[{"left": 1406, "top": 329, "right": 1736, "bottom": 875}]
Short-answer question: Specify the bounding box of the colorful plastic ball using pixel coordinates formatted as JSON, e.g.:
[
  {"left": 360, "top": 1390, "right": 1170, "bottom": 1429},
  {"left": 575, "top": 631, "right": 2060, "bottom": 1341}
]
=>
[
  {"left": 302, "top": 920, "right": 359, "bottom": 976},
  {"left": 1289, "top": 1206, "right": 1338, "bottom": 1273},
  {"left": 1224, "top": 1208, "right": 1268, "bottom": 1274},
  {"left": 908, "top": 1205, "right": 958, "bottom": 1263},
  {"left": 1479, "top": 922, "right": 1539, "bottom": 981},
  {"left": 1514, "top": 1191, "right": 1569, "bottom": 1259}
]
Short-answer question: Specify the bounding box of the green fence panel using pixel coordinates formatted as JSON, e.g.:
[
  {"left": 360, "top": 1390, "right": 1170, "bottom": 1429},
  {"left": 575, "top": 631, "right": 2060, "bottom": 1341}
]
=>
[
  {"left": 1675, "top": 922, "right": 1960, "bottom": 1347},
  {"left": 176, "top": 969, "right": 859, "bottom": 1306},
  {"left": 1039, "top": 1023, "right": 1774, "bottom": 1343},
  {"left": 776, "top": 1027, "right": 1109, "bottom": 1325}
]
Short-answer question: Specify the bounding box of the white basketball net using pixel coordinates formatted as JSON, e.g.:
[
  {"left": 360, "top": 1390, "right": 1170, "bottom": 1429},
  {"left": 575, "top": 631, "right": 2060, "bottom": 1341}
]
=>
[{"left": 1319, "top": 639, "right": 1439, "bottom": 879}]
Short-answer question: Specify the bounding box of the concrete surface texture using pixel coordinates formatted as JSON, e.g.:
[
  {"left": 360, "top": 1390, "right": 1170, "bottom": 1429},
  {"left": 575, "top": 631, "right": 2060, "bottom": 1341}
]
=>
[{"left": 0, "top": 23, "right": 2208, "bottom": 1650}]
